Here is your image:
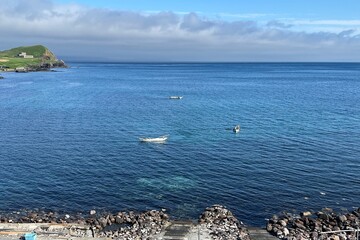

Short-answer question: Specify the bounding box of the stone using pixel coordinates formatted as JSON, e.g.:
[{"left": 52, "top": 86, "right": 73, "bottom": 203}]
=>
[
  {"left": 294, "top": 221, "right": 306, "bottom": 230},
  {"left": 339, "top": 234, "right": 347, "bottom": 240},
  {"left": 311, "top": 231, "right": 319, "bottom": 239},
  {"left": 333, "top": 226, "right": 340, "bottom": 231},
  {"left": 347, "top": 213, "right": 356, "bottom": 221},
  {"left": 98, "top": 217, "right": 108, "bottom": 228},
  {"left": 333, "top": 236, "right": 340, "bottom": 240},
  {"left": 329, "top": 221, "right": 337, "bottom": 226},
  {"left": 338, "top": 215, "right": 347, "bottom": 222},
  {"left": 272, "top": 215, "right": 279, "bottom": 221},
  {"left": 323, "top": 208, "right": 333, "bottom": 212},
  {"left": 283, "top": 227, "right": 290, "bottom": 236},
  {"left": 266, "top": 223, "right": 273, "bottom": 231},
  {"left": 90, "top": 210, "right": 96, "bottom": 215},
  {"left": 301, "top": 211, "right": 312, "bottom": 217},
  {"left": 323, "top": 226, "right": 332, "bottom": 232},
  {"left": 279, "top": 219, "right": 287, "bottom": 226},
  {"left": 318, "top": 213, "right": 330, "bottom": 221},
  {"left": 199, "top": 205, "right": 250, "bottom": 240}
]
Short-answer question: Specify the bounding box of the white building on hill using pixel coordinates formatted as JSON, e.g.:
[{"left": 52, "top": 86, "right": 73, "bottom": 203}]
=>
[{"left": 18, "top": 52, "right": 34, "bottom": 59}]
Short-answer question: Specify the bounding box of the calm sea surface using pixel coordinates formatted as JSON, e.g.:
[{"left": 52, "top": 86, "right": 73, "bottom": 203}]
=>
[{"left": 0, "top": 63, "right": 359, "bottom": 226}]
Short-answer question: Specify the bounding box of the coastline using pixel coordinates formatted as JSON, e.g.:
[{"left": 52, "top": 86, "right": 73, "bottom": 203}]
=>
[
  {"left": 0, "top": 61, "right": 67, "bottom": 73},
  {"left": 1, "top": 205, "right": 360, "bottom": 239}
]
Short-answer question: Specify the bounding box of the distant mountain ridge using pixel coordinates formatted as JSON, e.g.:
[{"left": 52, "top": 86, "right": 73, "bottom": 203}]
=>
[{"left": 0, "top": 45, "right": 67, "bottom": 72}]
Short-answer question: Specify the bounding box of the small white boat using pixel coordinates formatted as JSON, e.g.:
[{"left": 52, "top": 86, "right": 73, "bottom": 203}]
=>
[
  {"left": 139, "top": 135, "right": 168, "bottom": 143},
  {"left": 233, "top": 125, "right": 240, "bottom": 133},
  {"left": 169, "top": 96, "right": 183, "bottom": 99}
]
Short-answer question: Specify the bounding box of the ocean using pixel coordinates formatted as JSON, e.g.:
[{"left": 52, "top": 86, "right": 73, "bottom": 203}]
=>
[{"left": 0, "top": 63, "right": 359, "bottom": 226}]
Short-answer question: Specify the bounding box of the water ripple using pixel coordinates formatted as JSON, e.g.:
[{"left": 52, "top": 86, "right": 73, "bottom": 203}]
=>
[{"left": 0, "top": 63, "right": 359, "bottom": 226}]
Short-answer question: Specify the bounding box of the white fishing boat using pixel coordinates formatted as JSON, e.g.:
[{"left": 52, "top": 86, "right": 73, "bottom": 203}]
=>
[
  {"left": 169, "top": 96, "right": 183, "bottom": 99},
  {"left": 139, "top": 135, "right": 168, "bottom": 143},
  {"left": 233, "top": 125, "right": 240, "bottom": 133}
]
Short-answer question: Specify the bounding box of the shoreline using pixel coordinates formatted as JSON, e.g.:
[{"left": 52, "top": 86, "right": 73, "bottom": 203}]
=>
[
  {"left": 0, "top": 205, "right": 248, "bottom": 239},
  {"left": 0, "top": 59, "right": 67, "bottom": 73},
  {"left": 1, "top": 205, "right": 360, "bottom": 239},
  {"left": 0, "top": 64, "right": 67, "bottom": 73}
]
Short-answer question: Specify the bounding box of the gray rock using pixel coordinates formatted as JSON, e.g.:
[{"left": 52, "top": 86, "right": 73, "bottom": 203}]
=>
[
  {"left": 279, "top": 219, "right": 287, "bottom": 227},
  {"left": 301, "top": 211, "right": 312, "bottom": 217},
  {"left": 85, "top": 229, "right": 92, "bottom": 237},
  {"left": 338, "top": 215, "right": 347, "bottom": 222},
  {"left": 115, "top": 216, "right": 123, "bottom": 224},
  {"left": 318, "top": 213, "right": 329, "bottom": 221},
  {"left": 294, "top": 221, "right": 306, "bottom": 230},
  {"left": 311, "top": 231, "right": 319, "bottom": 239},
  {"left": 98, "top": 217, "right": 108, "bottom": 228},
  {"left": 199, "top": 205, "right": 250, "bottom": 240},
  {"left": 333, "top": 236, "right": 340, "bottom": 240},
  {"left": 283, "top": 227, "right": 290, "bottom": 236}
]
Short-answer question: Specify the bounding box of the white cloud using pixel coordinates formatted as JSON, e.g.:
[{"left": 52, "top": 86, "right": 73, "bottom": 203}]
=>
[
  {"left": 293, "top": 19, "right": 360, "bottom": 26},
  {"left": 266, "top": 20, "right": 293, "bottom": 29},
  {"left": 216, "top": 12, "right": 271, "bottom": 20},
  {"left": 274, "top": 18, "right": 360, "bottom": 35},
  {"left": 1, "top": 0, "right": 360, "bottom": 61}
]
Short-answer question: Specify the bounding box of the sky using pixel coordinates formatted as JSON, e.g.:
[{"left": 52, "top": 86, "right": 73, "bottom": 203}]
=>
[{"left": 1, "top": 0, "right": 360, "bottom": 62}]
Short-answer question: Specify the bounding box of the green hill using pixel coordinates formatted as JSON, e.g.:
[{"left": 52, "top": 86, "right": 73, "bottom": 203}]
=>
[
  {"left": 0, "top": 45, "right": 50, "bottom": 58},
  {"left": 0, "top": 45, "right": 66, "bottom": 71}
]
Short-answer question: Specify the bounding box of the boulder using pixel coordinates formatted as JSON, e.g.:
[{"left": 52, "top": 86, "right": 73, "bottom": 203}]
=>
[
  {"left": 98, "top": 217, "right": 108, "bottom": 228},
  {"left": 279, "top": 219, "right": 287, "bottom": 227},
  {"left": 337, "top": 215, "right": 347, "bottom": 223},
  {"left": 198, "top": 205, "right": 250, "bottom": 240},
  {"left": 283, "top": 227, "right": 290, "bottom": 236},
  {"left": 301, "top": 211, "right": 312, "bottom": 217},
  {"left": 318, "top": 213, "right": 330, "bottom": 221}
]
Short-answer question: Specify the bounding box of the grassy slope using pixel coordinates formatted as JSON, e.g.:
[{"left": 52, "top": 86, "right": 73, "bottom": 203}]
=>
[
  {"left": 0, "top": 45, "right": 48, "bottom": 58},
  {"left": 0, "top": 58, "right": 42, "bottom": 69},
  {"left": 0, "top": 45, "right": 57, "bottom": 69}
]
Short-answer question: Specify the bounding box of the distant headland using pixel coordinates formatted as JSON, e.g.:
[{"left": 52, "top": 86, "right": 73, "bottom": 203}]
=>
[{"left": 0, "top": 45, "right": 67, "bottom": 72}]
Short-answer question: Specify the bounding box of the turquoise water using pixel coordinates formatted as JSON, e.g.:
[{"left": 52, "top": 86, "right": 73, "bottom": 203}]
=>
[{"left": 0, "top": 63, "right": 359, "bottom": 226}]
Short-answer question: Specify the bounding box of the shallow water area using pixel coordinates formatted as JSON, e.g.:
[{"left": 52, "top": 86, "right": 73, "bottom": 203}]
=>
[{"left": 0, "top": 63, "right": 359, "bottom": 226}]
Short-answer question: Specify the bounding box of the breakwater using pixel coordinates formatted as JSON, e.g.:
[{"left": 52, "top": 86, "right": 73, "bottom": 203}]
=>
[
  {"left": 267, "top": 207, "right": 360, "bottom": 239},
  {"left": 2, "top": 206, "right": 360, "bottom": 239},
  {"left": 0, "top": 205, "right": 249, "bottom": 239}
]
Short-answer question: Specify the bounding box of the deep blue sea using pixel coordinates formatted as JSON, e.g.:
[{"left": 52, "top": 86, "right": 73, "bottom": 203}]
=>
[{"left": 0, "top": 63, "right": 359, "bottom": 226}]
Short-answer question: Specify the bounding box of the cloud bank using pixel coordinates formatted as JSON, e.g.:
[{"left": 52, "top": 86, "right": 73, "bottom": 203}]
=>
[{"left": 1, "top": 0, "right": 360, "bottom": 61}]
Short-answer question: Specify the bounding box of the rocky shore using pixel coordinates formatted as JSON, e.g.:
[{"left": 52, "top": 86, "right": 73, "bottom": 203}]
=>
[
  {"left": 2, "top": 206, "right": 360, "bottom": 239},
  {"left": 199, "top": 205, "right": 250, "bottom": 240},
  {"left": 0, "top": 209, "right": 169, "bottom": 239},
  {"left": 13, "top": 60, "right": 68, "bottom": 72},
  {"left": 267, "top": 207, "right": 360, "bottom": 240},
  {"left": 0, "top": 205, "right": 250, "bottom": 239}
]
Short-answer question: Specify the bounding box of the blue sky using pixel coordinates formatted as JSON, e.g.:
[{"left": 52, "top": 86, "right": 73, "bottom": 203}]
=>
[
  {"left": 1, "top": 0, "right": 360, "bottom": 61},
  {"left": 56, "top": 0, "right": 360, "bottom": 21},
  {"left": 56, "top": 0, "right": 357, "bottom": 17}
]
